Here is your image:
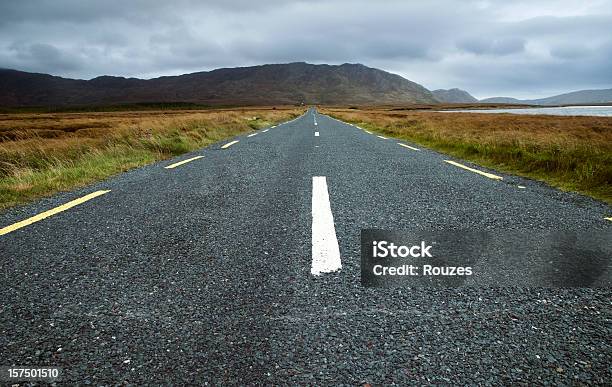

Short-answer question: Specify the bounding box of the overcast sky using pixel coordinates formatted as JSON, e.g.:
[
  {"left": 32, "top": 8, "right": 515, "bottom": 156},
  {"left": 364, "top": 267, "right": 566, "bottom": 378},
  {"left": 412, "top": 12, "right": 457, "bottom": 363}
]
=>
[{"left": 1, "top": 0, "right": 611, "bottom": 99}]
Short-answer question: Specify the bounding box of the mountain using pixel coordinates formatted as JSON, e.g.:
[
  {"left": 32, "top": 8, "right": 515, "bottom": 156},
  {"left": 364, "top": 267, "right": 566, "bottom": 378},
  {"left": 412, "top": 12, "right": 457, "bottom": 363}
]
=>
[
  {"left": 432, "top": 88, "right": 478, "bottom": 103},
  {"left": 479, "top": 97, "right": 523, "bottom": 104},
  {"left": 528, "top": 89, "right": 612, "bottom": 105},
  {"left": 480, "top": 88, "right": 612, "bottom": 105},
  {"left": 0, "top": 63, "right": 437, "bottom": 107}
]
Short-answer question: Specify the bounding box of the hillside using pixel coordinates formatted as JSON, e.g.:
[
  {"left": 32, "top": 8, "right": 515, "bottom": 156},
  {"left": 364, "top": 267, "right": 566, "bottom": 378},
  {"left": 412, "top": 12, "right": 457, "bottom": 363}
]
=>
[
  {"left": 432, "top": 88, "right": 478, "bottom": 103},
  {"left": 0, "top": 63, "right": 437, "bottom": 107},
  {"left": 479, "top": 97, "right": 523, "bottom": 104},
  {"left": 480, "top": 88, "right": 612, "bottom": 105}
]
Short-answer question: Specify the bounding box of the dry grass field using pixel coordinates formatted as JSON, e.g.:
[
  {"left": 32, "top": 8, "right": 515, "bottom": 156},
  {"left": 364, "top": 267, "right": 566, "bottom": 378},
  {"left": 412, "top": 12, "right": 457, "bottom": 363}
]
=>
[
  {"left": 321, "top": 107, "right": 612, "bottom": 203},
  {"left": 0, "top": 107, "right": 304, "bottom": 209}
]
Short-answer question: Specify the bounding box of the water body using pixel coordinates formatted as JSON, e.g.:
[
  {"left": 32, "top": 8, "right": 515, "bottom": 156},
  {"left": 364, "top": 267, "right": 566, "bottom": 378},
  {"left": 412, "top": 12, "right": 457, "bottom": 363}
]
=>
[{"left": 442, "top": 105, "right": 612, "bottom": 117}]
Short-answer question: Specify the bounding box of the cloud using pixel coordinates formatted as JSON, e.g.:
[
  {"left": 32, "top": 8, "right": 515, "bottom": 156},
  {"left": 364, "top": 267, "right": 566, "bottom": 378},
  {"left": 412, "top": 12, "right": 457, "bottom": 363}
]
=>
[
  {"left": 4, "top": 42, "right": 82, "bottom": 73},
  {"left": 0, "top": 0, "right": 610, "bottom": 98},
  {"left": 457, "top": 37, "right": 526, "bottom": 56},
  {"left": 550, "top": 44, "right": 593, "bottom": 60}
]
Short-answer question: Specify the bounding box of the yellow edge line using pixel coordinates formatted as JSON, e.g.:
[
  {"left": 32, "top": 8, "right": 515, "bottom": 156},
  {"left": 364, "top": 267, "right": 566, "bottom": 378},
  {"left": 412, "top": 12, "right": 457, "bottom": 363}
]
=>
[
  {"left": 0, "top": 190, "right": 111, "bottom": 236},
  {"left": 164, "top": 156, "right": 204, "bottom": 169},
  {"left": 444, "top": 160, "right": 503, "bottom": 180},
  {"left": 398, "top": 143, "right": 420, "bottom": 151},
  {"left": 221, "top": 140, "right": 239, "bottom": 149},
  {"left": 377, "top": 135, "right": 388, "bottom": 139}
]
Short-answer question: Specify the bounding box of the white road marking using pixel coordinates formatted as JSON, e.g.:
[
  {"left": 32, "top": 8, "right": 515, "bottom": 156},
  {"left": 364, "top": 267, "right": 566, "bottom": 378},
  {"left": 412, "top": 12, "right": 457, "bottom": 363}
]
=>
[
  {"left": 315, "top": 131, "right": 320, "bottom": 137},
  {"left": 377, "top": 135, "right": 388, "bottom": 140},
  {"left": 444, "top": 160, "right": 503, "bottom": 180},
  {"left": 221, "top": 140, "right": 239, "bottom": 149},
  {"left": 518, "top": 185, "right": 526, "bottom": 189},
  {"left": 262, "top": 129, "right": 269, "bottom": 133},
  {"left": 311, "top": 176, "right": 342, "bottom": 276},
  {"left": 164, "top": 156, "right": 204, "bottom": 169},
  {"left": 605, "top": 217, "right": 612, "bottom": 222},
  {"left": 397, "top": 143, "right": 420, "bottom": 151},
  {"left": 247, "top": 133, "right": 258, "bottom": 138},
  {"left": 314, "top": 122, "right": 318, "bottom": 126},
  {"left": 364, "top": 130, "right": 372, "bottom": 134}
]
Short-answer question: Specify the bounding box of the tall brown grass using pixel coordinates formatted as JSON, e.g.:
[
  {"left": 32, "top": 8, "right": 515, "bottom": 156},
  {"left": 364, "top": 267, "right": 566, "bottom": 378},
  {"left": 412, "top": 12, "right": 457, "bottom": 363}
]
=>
[
  {"left": 321, "top": 107, "right": 612, "bottom": 204},
  {"left": 0, "top": 107, "right": 303, "bottom": 209}
]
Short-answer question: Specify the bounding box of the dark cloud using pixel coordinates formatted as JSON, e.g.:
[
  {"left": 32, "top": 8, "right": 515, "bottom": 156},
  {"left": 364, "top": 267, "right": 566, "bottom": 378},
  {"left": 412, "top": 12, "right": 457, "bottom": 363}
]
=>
[
  {"left": 5, "top": 42, "right": 82, "bottom": 73},
  {"left": 0, "top": 0, "right": 610, "bottom": 98}
]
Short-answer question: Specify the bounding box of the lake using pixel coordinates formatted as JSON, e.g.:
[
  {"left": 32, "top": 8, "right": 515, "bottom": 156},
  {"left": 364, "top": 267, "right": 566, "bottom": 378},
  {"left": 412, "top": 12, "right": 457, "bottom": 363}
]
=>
[{"left": 442, "top": 105, "right": 612, "bottom": 117}]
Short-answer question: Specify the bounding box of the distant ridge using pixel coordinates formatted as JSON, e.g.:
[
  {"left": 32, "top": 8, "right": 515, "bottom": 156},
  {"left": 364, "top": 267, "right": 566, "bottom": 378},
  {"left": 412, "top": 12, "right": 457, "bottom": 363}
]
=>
[
  {"left": 480, "top": 88, "right": 612, "bottom": 105},
  {"left": 0, "top": 63, "right": 437, "bottom": 107},
  {"left": 432, "top": 88, "right": 478, "bottom": 103}
]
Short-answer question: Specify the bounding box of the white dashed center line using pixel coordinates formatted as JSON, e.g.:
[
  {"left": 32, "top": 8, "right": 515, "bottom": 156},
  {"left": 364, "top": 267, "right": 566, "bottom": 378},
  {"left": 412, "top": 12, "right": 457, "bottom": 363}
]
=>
[
  {"left": 315, "top": 131, "right": 320, "bottom": 137},
  {"left": 311, "top": 176, "right": 342, "bottom": 276}
]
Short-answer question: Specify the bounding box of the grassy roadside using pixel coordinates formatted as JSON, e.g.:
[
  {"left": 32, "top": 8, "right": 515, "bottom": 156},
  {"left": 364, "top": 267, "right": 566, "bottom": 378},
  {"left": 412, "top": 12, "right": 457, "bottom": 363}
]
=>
[
  {"left": 321, "top": 107, "right": 612, "bottom": 204},
  {"left": 0, "top": 107, "right": 304, "bottom": 210}
]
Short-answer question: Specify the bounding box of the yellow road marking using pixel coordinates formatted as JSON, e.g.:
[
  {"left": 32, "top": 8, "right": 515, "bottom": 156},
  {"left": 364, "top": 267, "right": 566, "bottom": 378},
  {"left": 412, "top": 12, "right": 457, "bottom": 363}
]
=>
[
  {"left": 605, "top": 217, "right": 612, "bottom": 222},
  {"left": 0, "top": 190, "right": 110, "bottom": 236},
  {"left": 221, "top": 140, "right": 239, "bottom": 149},
  {"left": 444, "top": 160, "right": 503, "bottom": 180},
  {"left": 377, "top": 135, "right": 388, "bottom": 140},
  {"left": 398, "top": 143, "right": 420, "bottom": 151},
  {"left": 164, "top": 156, "right": 204, "bottom": 169}
]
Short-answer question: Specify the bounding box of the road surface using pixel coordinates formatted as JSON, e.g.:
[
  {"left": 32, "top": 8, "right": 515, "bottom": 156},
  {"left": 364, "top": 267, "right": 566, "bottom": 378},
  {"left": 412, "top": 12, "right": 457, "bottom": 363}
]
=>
[{"left": 1, "top": 108, "right": 610, "bottom": 384}]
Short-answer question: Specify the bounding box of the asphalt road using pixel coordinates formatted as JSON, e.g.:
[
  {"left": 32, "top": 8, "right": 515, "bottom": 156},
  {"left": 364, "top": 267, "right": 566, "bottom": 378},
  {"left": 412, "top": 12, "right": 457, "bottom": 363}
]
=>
[{"left": 1, "top": 108, "right": 610, "bottom": 384}]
